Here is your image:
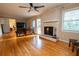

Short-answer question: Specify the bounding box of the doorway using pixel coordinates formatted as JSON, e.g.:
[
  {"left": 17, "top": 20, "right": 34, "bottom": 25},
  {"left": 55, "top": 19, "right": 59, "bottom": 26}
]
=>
[{"left": 1, "top": 24, "right": 4, "bottom": 34}]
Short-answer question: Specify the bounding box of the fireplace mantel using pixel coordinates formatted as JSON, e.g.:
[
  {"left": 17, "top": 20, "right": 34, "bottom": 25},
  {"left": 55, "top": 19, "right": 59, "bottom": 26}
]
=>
[{"left": 42, "top": 19, "right": 59, "bottom": 23}]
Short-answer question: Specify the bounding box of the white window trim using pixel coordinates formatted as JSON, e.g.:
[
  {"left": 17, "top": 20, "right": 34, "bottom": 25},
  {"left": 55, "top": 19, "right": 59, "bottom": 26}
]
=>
[{"left": 62, "top": 7, "right": 79, "bottom": 33}]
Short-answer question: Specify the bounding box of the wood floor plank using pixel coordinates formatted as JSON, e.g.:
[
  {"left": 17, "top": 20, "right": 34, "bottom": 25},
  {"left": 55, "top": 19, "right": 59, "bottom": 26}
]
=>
[{"left": 0, "top": 32, "right": 76, "bottom": 56}]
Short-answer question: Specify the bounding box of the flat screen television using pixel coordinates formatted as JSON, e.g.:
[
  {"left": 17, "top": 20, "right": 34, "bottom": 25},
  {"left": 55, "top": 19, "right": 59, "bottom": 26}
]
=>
[{"left": 16, "top": 22, "right": 26, "bottom": 29}]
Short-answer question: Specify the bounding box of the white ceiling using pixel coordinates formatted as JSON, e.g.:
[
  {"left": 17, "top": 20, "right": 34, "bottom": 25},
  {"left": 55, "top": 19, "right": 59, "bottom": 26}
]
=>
[{"left": 0, "top": 3, "right": 64, "bottom": 19}]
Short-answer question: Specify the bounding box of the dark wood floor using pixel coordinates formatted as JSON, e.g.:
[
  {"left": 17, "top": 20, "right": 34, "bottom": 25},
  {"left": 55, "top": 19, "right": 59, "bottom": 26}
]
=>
[{"left": 0, "top": 32, "right": 75, "bottom": 56}]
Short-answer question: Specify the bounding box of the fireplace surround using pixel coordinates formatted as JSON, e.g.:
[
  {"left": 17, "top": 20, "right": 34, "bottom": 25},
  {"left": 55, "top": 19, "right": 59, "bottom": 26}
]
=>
[
  {"left": 44, "top": 26, "right": 57, "bottom": 39},
  {"left": 39, "top": 26, "right": 57, "bottom": 42}
]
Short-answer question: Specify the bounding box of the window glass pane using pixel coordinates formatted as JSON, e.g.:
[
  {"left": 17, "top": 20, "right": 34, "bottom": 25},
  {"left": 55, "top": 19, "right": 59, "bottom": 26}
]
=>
[
  {"left": 63, "top": 21, "right": 73, "bottom": 30},
  {"left": 63, "top": 21, "right": 79, "bottom": 31},
  {"left": 37, "top": 18, "right": 41, "bottom": 34},
  {"left": 74, "top": 21, "right": 79, "bottom": 31},
  {"left": 64, "top": 9, "right": 79, "bottom": 21},
  {"left": 63, "top": 8, "right": 79, "bottom": 32},
  {"left": 32, "top": 20, "right": 35, "bottom": 28}
]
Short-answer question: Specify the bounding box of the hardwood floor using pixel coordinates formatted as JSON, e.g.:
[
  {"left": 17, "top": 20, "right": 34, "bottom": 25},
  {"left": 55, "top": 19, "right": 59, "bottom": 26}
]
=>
[{"left": 0, "top": 32, "right": 75, "bottom": 56}]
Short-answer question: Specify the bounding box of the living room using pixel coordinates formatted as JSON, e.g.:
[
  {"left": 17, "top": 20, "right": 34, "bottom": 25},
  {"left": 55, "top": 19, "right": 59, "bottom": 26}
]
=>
[{"left": 0, "top": 3, "right": 79, "bottom": 56}]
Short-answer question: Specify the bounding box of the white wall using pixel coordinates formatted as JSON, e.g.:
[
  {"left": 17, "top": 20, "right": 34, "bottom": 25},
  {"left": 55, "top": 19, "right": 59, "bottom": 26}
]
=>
[
  {"left": 9, "top": 19, "right": 16, "bottom": 28},
  {"left": 0, "top": 18, "right": 10, "bottom": 33},
  {"left": 26, "top": 18, "right": 33, "bottom": 28},
  {"left": 16, "top": 19, "right": 26, "bottom": 22},
  {"left": 40, "top": 4, "right": 79, "bottom": 42},
  {"left": 41, "top": 6, "right": 61, "bottom": 38},
  {"left": 0, "top": 24, "right": 2, "bottom": 36}
]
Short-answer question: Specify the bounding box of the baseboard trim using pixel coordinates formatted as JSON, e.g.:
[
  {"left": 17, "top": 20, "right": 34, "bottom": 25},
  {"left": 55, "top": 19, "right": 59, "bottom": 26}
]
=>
[{"left": 59, "top": 39, "right": 69, "bottom": 43}]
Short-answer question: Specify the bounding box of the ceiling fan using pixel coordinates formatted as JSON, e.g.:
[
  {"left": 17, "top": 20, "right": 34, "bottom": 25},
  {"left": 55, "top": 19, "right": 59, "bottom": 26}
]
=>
[{"left": 19, "top": 3, "right": 45, "bottom": 12}]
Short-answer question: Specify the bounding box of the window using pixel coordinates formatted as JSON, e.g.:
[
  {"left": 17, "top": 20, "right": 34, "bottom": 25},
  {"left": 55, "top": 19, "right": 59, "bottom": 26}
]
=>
[
  {"left": 32, "top": 20, "right": 35, "bottom": 28},
  {"left": 37, "top": 18, "right": 41, "bottom": 34},
  {"left": 62, "top": 8, "right": 79, "bottom": 32},
  {"left": 32, "top": 18, "right": 41, "bottom": 34}
]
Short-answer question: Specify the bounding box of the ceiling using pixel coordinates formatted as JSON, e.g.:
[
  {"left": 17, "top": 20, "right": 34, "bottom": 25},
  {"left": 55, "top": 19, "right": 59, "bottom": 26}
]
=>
[{"left": 0, "top": 3, "right": 65, "bottom": 20}]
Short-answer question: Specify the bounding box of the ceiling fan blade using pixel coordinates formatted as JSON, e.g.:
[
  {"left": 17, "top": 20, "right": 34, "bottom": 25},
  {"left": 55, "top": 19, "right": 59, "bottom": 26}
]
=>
[
  {"left": 34, "top": 5, "right": 45, "bottom": 9},
  {"left": 36, "top": 10, "right": 39, "bottom": 12},
  {"left": 28, "top": 7, "right": 31, "bottom": 12},
  {"left": 29, "top": 3, "right": 33, "bottom": 7},
  {"left": 19, "top": 6, "right": 30, "bottom": 8},
  {"left": 34, "top": 9, "right": 39, "bottom": 12},
  {"left": 28, "top": 9, "right": 31, "bottom": 12}
]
